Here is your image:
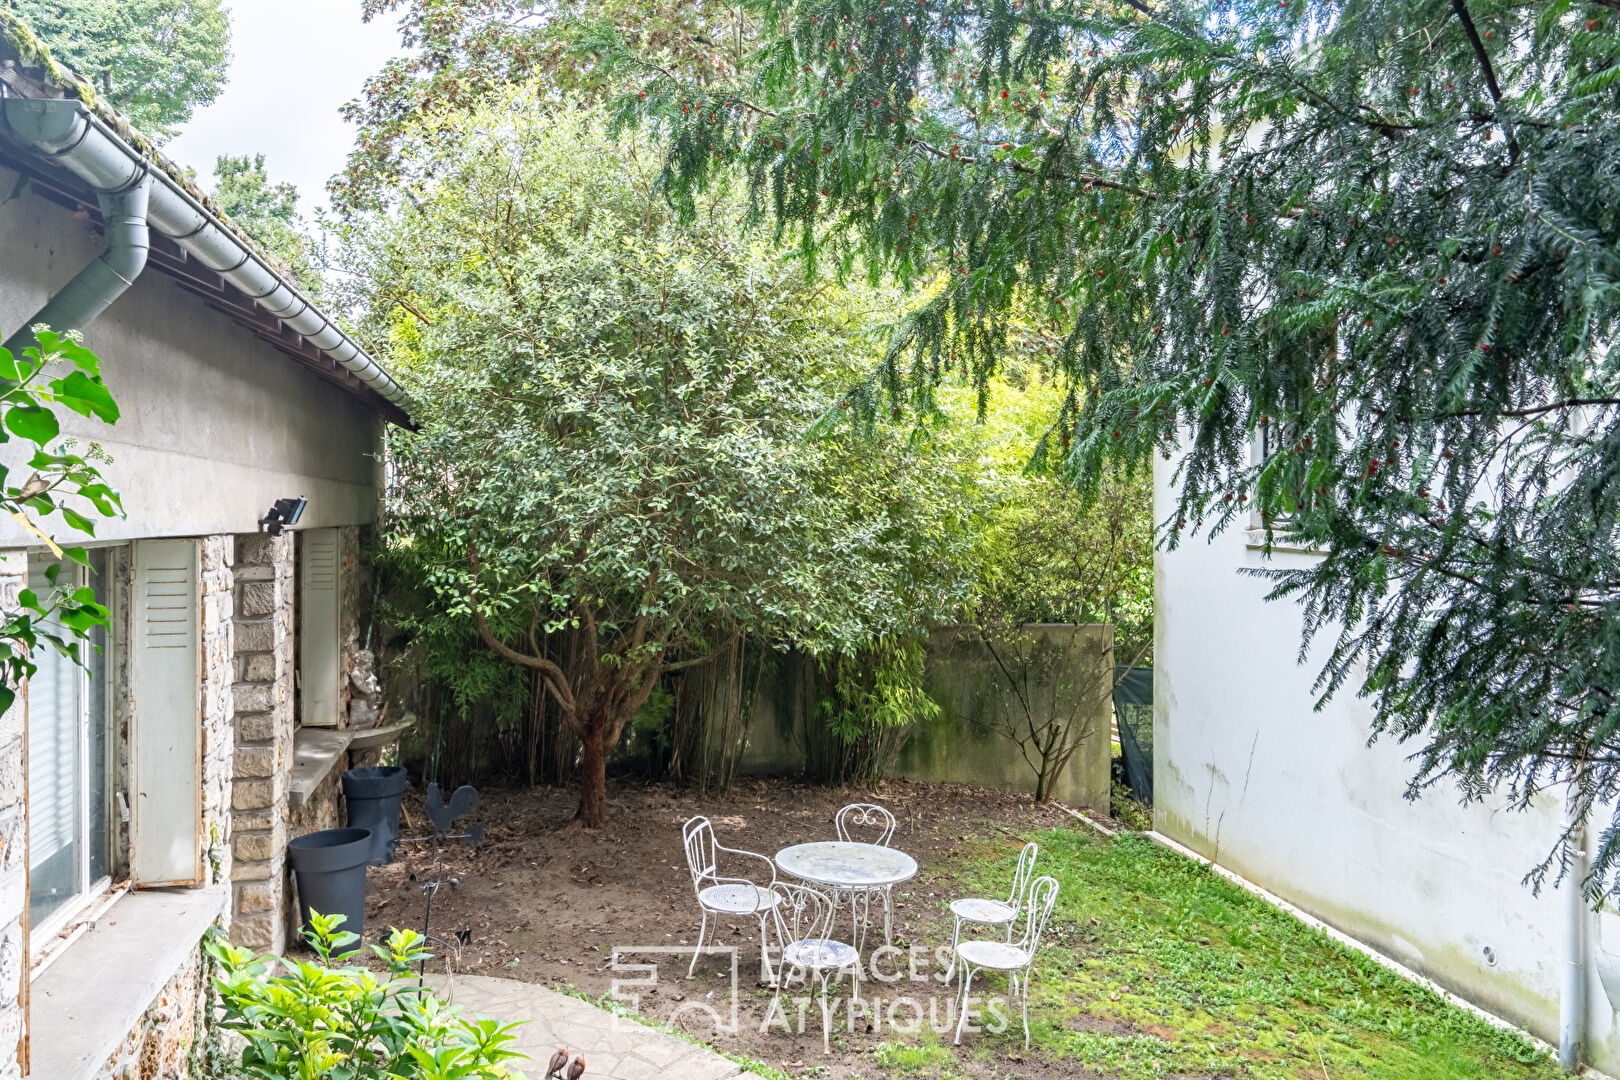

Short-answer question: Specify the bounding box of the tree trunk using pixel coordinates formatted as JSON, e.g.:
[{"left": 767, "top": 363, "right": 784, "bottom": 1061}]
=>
[{"left": 576, "top": 724, "right": 609, "bottom": 828}]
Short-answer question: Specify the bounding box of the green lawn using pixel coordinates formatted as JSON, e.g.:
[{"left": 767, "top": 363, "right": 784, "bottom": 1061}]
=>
[{"left": 916, "top": 825, "right": 1563, "bottom": 1080}]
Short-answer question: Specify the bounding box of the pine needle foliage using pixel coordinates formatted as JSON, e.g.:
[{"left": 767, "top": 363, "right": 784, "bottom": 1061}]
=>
[{"left": 618, "top": 0, "right": 1620, "bottom": 893}]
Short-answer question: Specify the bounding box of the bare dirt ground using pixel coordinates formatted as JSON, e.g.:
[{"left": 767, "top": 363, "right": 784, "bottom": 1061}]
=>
[{"left": 362, "top": 776, "right": 1081, "bottom": 1079}]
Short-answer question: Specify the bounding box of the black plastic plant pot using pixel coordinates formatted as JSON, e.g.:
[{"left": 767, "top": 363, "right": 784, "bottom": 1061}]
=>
[
  {"left": 342, "top": 765, "right": 408, "bottom": 866},
  {"left": 286, "top": 827, "right": 372, "bottom": 942}
]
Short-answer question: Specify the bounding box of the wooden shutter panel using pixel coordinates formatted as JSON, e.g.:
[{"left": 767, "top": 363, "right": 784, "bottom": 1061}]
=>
[
  {"left": 130, "top": 539, "right": 202, "bottom": 886},
  {"left": 299, "top": 529, "right": 341, "bottom": 728}
]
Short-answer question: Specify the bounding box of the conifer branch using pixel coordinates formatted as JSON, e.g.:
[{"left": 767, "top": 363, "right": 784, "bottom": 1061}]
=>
[{"left": 1449, "top": 0, "right": 1504, "bottom": 103}]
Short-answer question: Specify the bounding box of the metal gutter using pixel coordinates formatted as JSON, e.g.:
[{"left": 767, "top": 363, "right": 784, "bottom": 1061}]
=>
[
  {"left": 1, "top": 166, "right": 150, "bottom": 355},
  {"left": 0, "top": 96, "right": 410, "bottom": 413}
]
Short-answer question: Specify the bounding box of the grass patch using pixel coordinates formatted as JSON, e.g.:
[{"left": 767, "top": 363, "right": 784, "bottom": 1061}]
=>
[
  {"left": 873, "top": 1036, "right": 963, "bottom": 1075},
  {"left": 930, "top": 825, "right": 1562, "bottom": 1080}
]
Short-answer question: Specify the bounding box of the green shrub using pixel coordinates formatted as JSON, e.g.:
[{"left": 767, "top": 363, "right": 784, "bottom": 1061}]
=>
[{"left": 203, "top": 912, "right": 527, "bottom": 1079}]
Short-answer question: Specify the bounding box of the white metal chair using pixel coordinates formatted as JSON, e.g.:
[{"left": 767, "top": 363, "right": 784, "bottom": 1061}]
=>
[
  {"left": 834, "top": 802, "right": 898, "bottom": 947},
  {"left": 953, "top": 874, "right": 1059, "bottom": 1049},
  {"left": 769, "top": 882, "right": 862, "bottom": 1054},
  {"left": 681, "top": 816, "right": 782, "bottom": 981},
  {"left": 835, "top": 802, "right": 897, "bottom": 846},
  {"left": 945, "top": 841, "right": 1039, "bottom": 983}
]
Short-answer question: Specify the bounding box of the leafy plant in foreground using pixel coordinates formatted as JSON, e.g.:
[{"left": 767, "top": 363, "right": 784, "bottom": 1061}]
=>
[
  {"left": 204, "top": 912, "right": 527, "bottom": 1080},
  {"left": 0, "top": 327, "right": 123, "bottom": 715}
]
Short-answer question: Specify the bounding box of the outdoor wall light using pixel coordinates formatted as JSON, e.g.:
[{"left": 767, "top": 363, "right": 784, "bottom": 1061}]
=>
[{"left": 259, "top": 496, "right": 307, "bottom": 536}]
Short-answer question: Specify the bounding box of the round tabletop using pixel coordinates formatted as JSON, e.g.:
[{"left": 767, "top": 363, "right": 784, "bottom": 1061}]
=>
[{"left": 775, "top": 841, "right": 918, "bottom": 888}]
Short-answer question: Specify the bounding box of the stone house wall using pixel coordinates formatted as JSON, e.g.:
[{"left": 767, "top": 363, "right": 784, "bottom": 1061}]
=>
[
  {"left": 228, "top": 533, "right": 295, "bottom": 954},
  {"left": 231, "top": 526, "right": 368, "bottom": 954},
  {"left": 0, "top": 525, "right": 376, "bottom": 1075},
  {"left": 200, "top": 537, "right": 236, "bottom": 888},
  {"left": 99, "top": 951, "right": 203, "bottom": 1080}
]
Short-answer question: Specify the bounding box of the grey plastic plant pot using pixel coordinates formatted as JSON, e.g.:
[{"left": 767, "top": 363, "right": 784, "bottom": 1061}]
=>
[
  {"left": 342, "top": 765, "right": 408, "bottom": 865},
  {"left": 286, "top": 827, "right": 372, "bottom": 942}
]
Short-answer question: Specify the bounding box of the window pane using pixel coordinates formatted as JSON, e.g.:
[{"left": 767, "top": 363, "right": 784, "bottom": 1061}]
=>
[{"left": 27, "top": 557, "right": 84, "bottom": 928}]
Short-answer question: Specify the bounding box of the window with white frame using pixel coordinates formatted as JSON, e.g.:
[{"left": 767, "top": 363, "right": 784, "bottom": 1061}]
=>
[{"left": 26, "top": 548, "right": 115, "bottom": 940}]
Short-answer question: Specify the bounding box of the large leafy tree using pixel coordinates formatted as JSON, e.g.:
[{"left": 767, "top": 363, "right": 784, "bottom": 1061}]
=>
[
  {"left": 352, "top": 103, "right": 976, "bottom": 826},
  {"left": 624, "top": 2, "right": 1620, "bottom": 890},
  {"left": 336, "top": 0, "right": 761, "bottom": 211},
  {"left": 2, "top": 0, "right": 229, "bottom": 139}
]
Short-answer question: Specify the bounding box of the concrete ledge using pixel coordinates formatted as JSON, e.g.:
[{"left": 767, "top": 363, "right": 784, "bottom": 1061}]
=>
[
  {"left": 290, "top": 727, "right": 352, "bottom": 808},
  {"left": 30, "top": 885, "right": 228, "bottom": 1080}
]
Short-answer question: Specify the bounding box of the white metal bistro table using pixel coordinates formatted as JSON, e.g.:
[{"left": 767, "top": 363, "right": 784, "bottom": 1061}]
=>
[{"left": 775, "top": 841, "right": 919, "bottom": 949}]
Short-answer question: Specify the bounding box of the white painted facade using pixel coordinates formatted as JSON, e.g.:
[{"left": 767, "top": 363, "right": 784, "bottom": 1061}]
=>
[{"left": 1153, "top": 454, "right": 1620, "bottom": 1071}]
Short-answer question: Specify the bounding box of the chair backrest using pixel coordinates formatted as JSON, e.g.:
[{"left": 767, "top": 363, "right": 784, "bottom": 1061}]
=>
[
  {"left": 682, "top": 816, "right": 717, "bottom": 893},
  {"left": 1013, "top": 875, "right": 1060, "bottom": 961},
  {"left": 774, "top": 882, "right": 843, "bottom": 954},
  {"left": 1004, "top": 842, "right": 1040, "bottom": 908},
  {"left": 835, "top": 803, "right": 897, "bottom": 846}
]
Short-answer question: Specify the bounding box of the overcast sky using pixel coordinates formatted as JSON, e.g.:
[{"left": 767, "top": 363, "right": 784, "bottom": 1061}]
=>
[{"left": 164, "top": 0, "right": 407, "bottom": 217}]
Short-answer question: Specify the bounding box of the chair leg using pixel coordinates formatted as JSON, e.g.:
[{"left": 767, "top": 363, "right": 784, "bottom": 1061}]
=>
[
  {"left": 757, "top": 915, "right": 776, "bottom": 985},
  {"left": 953, "top": 966, "right": 976, "bottom": 1045},
  {"left": 1021, "top": 969, "right": 1032, "bottom": 1050},
  {"left": 945, "top": 916, "right": 962, "bottom": 980},
  {"left": 819, "top": 971, "right": 832, "bottom": 1055},
  {"left": 1007, "top": 971, "right": 1017, "bottom": 1033},
  {"left": 688, "top": 910, "right": 709, "bottom": 978}
]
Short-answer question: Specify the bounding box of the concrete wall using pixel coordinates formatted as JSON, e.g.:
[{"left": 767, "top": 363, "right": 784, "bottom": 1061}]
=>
[
  {"left": 0, "top": 164, "right": 384, "bottom": 544},
  {"left": 735, "top": 626, "right": 1113, "bottom": 811},
  {"left": 1152, "top": 454, "right": 1620, "bottom": 1070}
]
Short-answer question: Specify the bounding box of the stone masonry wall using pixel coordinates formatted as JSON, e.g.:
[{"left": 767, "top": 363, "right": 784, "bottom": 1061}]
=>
[
  {"left": 199, "top": 537, "right": 235, "bottom": 888},
  {"left": 99, "top": 947, "right": 204, "bottom": 1080},
  {"left": 0, "top": 553, "right": 24, "bottom": 1080},
  {"left": 228, "top": 533, "right": 295, "bottom": 953}
]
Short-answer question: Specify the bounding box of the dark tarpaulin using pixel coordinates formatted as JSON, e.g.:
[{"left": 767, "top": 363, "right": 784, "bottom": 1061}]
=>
[{"left": 1113, "top": 665, "right": 1153, "bottom": 803}]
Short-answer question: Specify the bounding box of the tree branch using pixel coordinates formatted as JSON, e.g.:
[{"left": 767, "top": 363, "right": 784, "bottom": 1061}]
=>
[
  {"left": 1450, "top": 0, "right": 1503, "bottom": 103},
  {"left": 659, "top": 633, "right": 739, "bottom": 674},
  {"left": 467, "top": 544, "right": 576, "bottom": 715}
]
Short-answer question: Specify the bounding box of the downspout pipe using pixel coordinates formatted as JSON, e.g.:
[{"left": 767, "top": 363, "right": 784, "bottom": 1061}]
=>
[
  {"left": 1560, "top": 803, "right": 1588, "bottom": 1073},
  {"left": 1, "top": 171, "right": 150, "bottom": 355},
  {"left": 0, "top": 97, "right": 409, "bottom": 410}
]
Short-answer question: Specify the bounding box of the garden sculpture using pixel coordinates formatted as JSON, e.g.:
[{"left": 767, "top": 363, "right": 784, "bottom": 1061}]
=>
[
  {"left": 567, "top": 1054, "right": 586, "bottom": 1080},
  {"left": 546, "top": 1046, "right": 569, "bottom": 1078}
]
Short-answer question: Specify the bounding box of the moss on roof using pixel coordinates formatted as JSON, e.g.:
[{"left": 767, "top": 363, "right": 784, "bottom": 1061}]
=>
[{"left": 0, "top": 12, "right": 97, "bottom": 109}]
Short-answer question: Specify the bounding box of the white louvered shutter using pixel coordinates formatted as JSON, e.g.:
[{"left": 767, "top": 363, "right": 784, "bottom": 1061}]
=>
[
  {"left": 299, "top": 529, "right": 341, "bottom": 728},
  {"left": 131, "top": 539, "right": 202, "bottom": 886}
]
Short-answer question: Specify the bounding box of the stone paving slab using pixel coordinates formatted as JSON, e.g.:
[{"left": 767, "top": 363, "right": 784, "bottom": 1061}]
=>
[{"left": 426, "top": 973, "right": 770, "bottom": 1080}]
